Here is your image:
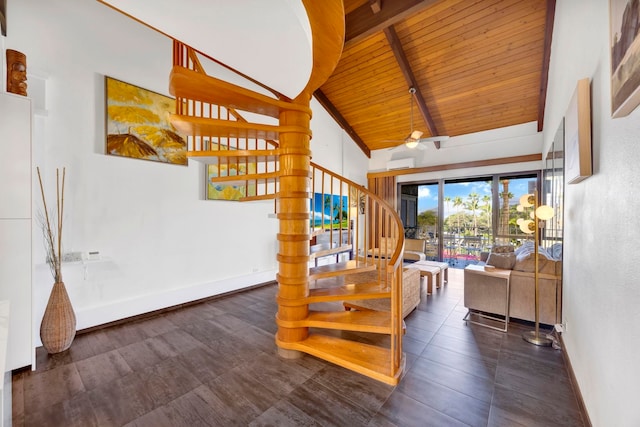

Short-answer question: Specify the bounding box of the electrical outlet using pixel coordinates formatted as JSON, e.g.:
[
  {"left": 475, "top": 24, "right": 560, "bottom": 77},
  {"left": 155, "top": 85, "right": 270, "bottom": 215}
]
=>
[
  {"left": 62, "top": 252, "right": 83, "bottom": 262},
  {"left": 554, "top": 323, "right": 564, "bottom": 333}
]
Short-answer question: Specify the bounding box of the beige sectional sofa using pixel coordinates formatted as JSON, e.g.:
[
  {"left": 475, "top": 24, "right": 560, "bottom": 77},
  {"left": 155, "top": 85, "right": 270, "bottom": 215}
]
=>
[
  {"left": 464, "top": 243, "right": 562, "bottom": 326},
  {"left": 367, "top": 237, "right": 426, "bottom": 262}
]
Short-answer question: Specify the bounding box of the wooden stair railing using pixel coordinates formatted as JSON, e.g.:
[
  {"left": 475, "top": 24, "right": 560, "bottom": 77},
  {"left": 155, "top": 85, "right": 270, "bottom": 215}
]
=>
[{"left": 168, "top": 1, "right": 407, "bottom": 384}]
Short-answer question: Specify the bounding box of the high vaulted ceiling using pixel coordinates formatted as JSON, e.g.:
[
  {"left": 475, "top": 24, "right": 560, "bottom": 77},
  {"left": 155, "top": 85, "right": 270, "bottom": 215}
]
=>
[
  {"left": 316, "top": 0, "right": 555, "bottom": 156},
  {"left": 99, "top": 0, "right": 555, "bottom": 158}
]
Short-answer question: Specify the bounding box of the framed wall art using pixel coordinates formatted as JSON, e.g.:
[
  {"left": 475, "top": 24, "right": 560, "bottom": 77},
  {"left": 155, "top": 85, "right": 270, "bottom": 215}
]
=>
[
  {"left": 310, "top": 192, "right": 349, "bottom": 228},
  {"left": 565, "top": 78, "right": 592, "bottom": 184},
  {"left": 105, "top": 76, "right": 187, "bottom": 165},
  {"left": 206, "top": 145, "right": 257, "bottom": 201},
  {"left": 610, "top": 0, "right": 640, "bottom": 117}
]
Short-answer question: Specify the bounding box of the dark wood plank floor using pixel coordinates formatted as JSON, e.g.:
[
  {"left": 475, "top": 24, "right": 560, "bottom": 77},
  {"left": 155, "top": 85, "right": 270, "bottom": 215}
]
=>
[{"left": 13, "top": 268, "right": 586, "bottom": 426}]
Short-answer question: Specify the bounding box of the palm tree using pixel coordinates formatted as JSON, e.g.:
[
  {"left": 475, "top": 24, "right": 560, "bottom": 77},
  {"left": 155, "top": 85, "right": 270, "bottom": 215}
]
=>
[
  {"left": 499, "top": 180, "right": 514, "bottom": 236},
  {"left": 465, "top": 192, "right": 480, "bottom": 236},
  {"left": 323, "top": 195, "right": 345, "bottom": 224},
  {"left": 323, "top": 195, "right": 333, "bottom": 225},
  {"left": 453, "top": 196, "right": 463, "bottom": 235},
  {"left": 443, "top": 196, "right": 451, "bottom": 233},
  {"left": 481, "top": 194, "right": 491, "bottom": 233}
]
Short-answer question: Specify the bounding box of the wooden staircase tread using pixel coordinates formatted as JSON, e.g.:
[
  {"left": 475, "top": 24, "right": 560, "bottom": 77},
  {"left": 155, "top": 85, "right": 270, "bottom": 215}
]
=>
[
  {"left": 278, "top": 282, "right": 388, "bottom": 306},
  {"left": 306, "top": 310, "right": 391, "bottom": 333},
  {"left": 188, "top": 148, "right": 279, "bottom": 160},
  {"left": 238, "top": 193, "right": 276, "bottom": 202},
  {"left": 207, "top": 172, "right": 279, "bottom": 185},
  {"left": 187, "top": 157, "right": 278, "bottom": 172},
  {"left": 276, "top": 334, "right": 403, "bottom": 385},
  {"left": 170, "top": 66, "right": 311, "bottom": 118},
  {"left": 276, "top": 310, "right": 391, "bottom": 333},
  {"left": 306, "top": 282, "right": 390, "bottom": 304},
  {"left": 309, "top": 281, "right": 388, "bottom": 298},
  {"left": 170, "top": 115, "right": 308, "bottom": 140},
  {"left": 309, "top": 260, "right": 376, "bottom": 280},
  {"left": 309, "top": 244, "right": 352, "bottom": 260}
]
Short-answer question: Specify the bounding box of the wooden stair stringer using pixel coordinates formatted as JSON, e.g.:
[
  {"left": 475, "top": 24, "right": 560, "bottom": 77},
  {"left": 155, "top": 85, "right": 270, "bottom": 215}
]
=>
[{"left": 275, "top": 334, "right": 405, "bottom": 386}]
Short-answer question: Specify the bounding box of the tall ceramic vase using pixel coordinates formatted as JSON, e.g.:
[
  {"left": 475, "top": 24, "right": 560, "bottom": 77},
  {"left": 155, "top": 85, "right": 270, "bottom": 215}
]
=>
[{"left": 40, "top": 281, "right": 76, "bottom": 354}]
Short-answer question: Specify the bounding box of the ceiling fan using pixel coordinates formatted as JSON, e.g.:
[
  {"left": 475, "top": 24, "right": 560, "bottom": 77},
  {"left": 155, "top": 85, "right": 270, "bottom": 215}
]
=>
[{"left": 387, "top": 87, "right": 449, "bottom": 150}]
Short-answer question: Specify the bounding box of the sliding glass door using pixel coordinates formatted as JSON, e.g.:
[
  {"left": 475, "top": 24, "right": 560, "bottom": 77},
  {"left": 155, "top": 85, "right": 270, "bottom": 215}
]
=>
[
  {"left": 400, "top": 183, "right": 439, "bottom": 260},
  {"left": 399, "top": 171, "right": 539, "bottom": 268},
  {"left": 443, "top": 178, "right": 492, "bottom": 267}
]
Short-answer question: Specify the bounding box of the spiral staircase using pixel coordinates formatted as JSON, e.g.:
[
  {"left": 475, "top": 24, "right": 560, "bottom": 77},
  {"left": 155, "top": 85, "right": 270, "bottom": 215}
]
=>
[{"left": 168, "top": 1, "right": 407, "bottom": 385}]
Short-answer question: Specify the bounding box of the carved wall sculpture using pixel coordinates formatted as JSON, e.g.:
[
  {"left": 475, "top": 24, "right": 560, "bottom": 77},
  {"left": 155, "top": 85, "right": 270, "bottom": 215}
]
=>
[{"left": 6, "top": 49, "right": 27, "bottom": 96}]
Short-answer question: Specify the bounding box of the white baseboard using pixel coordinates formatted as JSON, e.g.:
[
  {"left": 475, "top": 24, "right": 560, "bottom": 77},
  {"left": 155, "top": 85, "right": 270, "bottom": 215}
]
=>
[{"left": 34, "top": 269, "right": 277, "bottom": 347}]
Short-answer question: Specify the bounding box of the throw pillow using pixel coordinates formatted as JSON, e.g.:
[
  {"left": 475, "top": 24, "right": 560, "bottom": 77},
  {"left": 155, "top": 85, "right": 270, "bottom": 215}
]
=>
[
  {"left": 513, "top": 251, "right": 558, "bottom": 274},
  {"left": 491, "top": 245, "right": 515, "bottom": 254},
  {"left": 514, "top": 240, "right": 535, "bottom": 256},
  {"left": 486, "top": 252, "right": 516, "bottom": 270},
  {"left": 550, "top": 243, "right": 563, "bottom": 260}
]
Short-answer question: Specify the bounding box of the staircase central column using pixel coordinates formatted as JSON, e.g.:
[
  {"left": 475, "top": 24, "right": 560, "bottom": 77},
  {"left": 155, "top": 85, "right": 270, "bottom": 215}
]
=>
[{"left": 275, "top": 94, "right": 313, "bottom": 358}]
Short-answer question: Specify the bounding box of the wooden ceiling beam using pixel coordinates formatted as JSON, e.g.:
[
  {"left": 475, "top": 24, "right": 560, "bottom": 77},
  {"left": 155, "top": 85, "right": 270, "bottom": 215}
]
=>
[
  {"left": 345, "top": 0, "right": 439, "bottom": 47},
  {"left": 367, "top": 154, "right": 543, "bottom": 179},
  {"left": 314, "top": 89, "right": 371, "bottom": 158},
  {"left": 383, "top": 25, "right": 441, "bottom": 149},
  {"left": 537, "top": 0, "right": 556, "bottom": 132}
]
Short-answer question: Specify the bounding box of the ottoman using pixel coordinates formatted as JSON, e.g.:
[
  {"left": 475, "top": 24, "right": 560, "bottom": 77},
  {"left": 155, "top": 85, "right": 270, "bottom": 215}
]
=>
[
  {"left": 406, "top": 262, "right": 440, "bottom": 294},
  {"left": 413, "top": 260, "right": 448, "bottom": 288}
]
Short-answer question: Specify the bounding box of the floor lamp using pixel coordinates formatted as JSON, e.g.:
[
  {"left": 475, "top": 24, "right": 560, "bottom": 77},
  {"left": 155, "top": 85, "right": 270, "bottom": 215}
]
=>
[{"left": 517, "top": 191, "right": 554, "bottom": 346}]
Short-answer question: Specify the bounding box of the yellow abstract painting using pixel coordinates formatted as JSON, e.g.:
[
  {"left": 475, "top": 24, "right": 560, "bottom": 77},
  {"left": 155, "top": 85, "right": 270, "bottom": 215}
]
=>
[{"left": 105, "top": 76, "right": 187, "bottom": 165}]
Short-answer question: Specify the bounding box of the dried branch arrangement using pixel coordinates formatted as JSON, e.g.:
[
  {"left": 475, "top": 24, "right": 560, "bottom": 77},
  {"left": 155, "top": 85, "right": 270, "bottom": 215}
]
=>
[{"left": 36, "top": 167, "right": 66, "bottom": 283}]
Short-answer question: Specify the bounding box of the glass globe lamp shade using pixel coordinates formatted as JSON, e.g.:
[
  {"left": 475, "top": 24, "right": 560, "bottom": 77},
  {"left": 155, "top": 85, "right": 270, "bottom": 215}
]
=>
[
  {"left": 519, "top": 194, "right": 534, "bottom": 207},
  {"left": 516, "top": 218, "right": 524, "bottom": 225},
  {"left": 519, "top": 219, "right": 534, "bottom": 234},
  {"left": 516, "top": 204, "right": 524, "bottom": 212},
  {"left": 536, "top": 205, "right": 554, "bottom": 220}
]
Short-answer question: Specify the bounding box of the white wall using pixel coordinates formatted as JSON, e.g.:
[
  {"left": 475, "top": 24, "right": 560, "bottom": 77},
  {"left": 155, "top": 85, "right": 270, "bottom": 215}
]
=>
[
  {"left": 543, "top": 1, "right": 640, "bottom": 425},
  {"left": 310, "top": 97, "right": 369, "bottom": 185},
  {"left": 5, "top": 0, "right": 366, "bottom": 350}
]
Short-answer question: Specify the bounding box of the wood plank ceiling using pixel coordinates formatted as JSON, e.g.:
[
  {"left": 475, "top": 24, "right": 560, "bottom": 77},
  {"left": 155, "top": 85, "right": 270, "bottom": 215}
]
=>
[{"left": 315, "top": 0, "right": 555, "bottom": 156}]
